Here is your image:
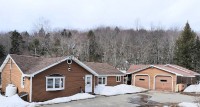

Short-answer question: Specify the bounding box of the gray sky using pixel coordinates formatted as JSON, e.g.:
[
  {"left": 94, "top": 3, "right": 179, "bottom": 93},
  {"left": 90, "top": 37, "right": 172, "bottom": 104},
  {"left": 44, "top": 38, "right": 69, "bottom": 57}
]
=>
[{"left": 0, "top": 0, "right": 200, "bottom": 32}]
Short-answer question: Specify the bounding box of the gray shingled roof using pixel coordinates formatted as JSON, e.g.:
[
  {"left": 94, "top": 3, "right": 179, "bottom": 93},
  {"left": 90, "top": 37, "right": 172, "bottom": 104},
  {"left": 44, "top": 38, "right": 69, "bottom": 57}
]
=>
[
  {"left": 10, "top": 54, "right": 66, "bottom": 74},
  {"left": 9, "top": 54, "right": 124, "bottom": 76},
  {"left": 84, "top": 62, "right": 124, "bottom": 75}
]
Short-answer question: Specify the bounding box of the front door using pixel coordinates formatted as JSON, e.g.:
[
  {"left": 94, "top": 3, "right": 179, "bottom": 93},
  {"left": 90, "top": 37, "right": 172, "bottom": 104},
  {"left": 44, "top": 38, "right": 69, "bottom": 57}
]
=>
[{"left": 85, "top": 75, "right": 93, "bottom": 93}]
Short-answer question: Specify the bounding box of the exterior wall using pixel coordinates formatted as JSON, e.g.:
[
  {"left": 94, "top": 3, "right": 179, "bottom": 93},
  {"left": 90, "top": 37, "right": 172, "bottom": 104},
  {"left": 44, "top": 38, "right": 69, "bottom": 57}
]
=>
[
  {"left": 132, "top": 67, "right": 176, "bottom": 92},
  {"left": 1, "top": 59, "right": 30, "bottom": 99},
  {"left": 95, "top": 76, "right": 124, "bottom": 86},
  {"left": 32, "top": 61, "right": 94, "bottom": 102},
  {"left": 107, "top": 76, "right": 124, "bottom": 86}
]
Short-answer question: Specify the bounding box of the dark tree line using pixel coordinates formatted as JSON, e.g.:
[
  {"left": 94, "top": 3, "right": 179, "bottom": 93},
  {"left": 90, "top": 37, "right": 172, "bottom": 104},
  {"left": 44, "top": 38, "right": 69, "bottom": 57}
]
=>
[{"left": 0, "top": 22, "right": 200, "bottom": 72}]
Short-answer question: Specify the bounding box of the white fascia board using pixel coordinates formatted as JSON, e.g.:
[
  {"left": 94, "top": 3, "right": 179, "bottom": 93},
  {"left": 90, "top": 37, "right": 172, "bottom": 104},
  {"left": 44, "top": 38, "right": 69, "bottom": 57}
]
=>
[
  {"left": 0, "top": 54, "right": 10, "bottom": 72},
  {"left": 126, "top": 66, "right": 151, "bottom": 74},
  {"left": 153, "top": 65, "right": 182, "bottom": 76},
  {"left": 31, "top": 57, "right": 70, "bottom": 77},
  {"left": 126, "top": 65, "right": 183, "bottom": 76},
  {"left": 32, "top": 56, "right": 99, "bottom": 77},
  {"left": 0, "top": 54, "right": 32, "bottom": 77},
  {"left": 98, "top": 74, "right": 125, "bottom": 76}
]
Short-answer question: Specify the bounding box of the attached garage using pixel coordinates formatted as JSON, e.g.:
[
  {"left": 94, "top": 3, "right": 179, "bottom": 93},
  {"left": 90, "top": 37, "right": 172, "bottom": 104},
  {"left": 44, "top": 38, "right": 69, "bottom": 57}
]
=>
[
  {"left": 134, "top": 75, "right": 150, "bottom": 89},
  {"left": 155, "top": 75, "right": 172, "bottom": 91}
]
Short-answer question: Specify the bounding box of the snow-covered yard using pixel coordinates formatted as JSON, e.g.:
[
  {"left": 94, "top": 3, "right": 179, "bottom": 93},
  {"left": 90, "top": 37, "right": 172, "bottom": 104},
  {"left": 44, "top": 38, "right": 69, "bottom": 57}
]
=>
[
  {"left": 0, "top": 93, "right": 95, "bottom": 107},
  {"left": 94, "top": 84, "right": 147, "bottom": 96}
]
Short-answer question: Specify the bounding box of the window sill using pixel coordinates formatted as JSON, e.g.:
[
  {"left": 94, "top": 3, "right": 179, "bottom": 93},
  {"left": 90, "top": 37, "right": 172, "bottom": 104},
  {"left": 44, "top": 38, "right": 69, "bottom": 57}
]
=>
[{"left": 46, "top": 88, "right": 64, "bottom": 91}]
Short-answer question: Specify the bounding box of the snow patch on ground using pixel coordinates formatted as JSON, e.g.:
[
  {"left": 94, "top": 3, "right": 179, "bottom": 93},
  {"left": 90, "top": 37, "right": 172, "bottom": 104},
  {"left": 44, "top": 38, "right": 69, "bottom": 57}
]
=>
[
  {"left": 94, "top": 84, "right": 147, "bottom": 96},
  {"left": 0, "top": 94, "right": 33, "bottom": 107},
  {"left": 184, "top": 84, "right": 200, "bottom": 92},
  {"left": 179, "top": 102, "right": 200, "bottom": 107},
  {"left": 37, "top": 93, "right": 95, "bottom": 105},
  {"left": 0, "top": 93, "right": 95, "bottom": 107}
]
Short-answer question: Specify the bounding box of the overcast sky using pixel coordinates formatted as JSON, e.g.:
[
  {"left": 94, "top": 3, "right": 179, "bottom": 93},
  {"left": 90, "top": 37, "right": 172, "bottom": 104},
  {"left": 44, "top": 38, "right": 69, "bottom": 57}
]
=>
[{"left": 0, "top": 0, "right": 200, "bottom": 32}]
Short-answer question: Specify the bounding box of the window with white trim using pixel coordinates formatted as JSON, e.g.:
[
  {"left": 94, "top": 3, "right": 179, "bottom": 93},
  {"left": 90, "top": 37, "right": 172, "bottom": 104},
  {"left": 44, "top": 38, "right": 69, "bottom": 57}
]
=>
[
  {"left": 98, "top": 76, "right": 107, "bottom": 85},
  {"left": 21, "top": 76, "right": 25, "bottom": 88},
  {"left": 46, "top": 74, "right": 65, "bottom": 91},
  {"left": 116, "top": 76, "right": 121, "bottom": 82}
]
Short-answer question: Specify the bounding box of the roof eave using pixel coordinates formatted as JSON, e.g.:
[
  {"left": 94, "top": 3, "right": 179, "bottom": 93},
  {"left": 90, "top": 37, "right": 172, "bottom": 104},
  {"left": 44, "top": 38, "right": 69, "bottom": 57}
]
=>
[{"left": 31, "top": 57, "right": 71, "bottom": 77}]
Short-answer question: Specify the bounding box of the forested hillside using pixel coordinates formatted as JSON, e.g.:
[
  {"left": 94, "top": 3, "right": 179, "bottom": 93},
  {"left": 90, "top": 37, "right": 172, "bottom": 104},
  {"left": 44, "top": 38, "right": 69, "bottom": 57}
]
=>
[{"left": 0, "top": 23, "right": 199, "bottom": 72}]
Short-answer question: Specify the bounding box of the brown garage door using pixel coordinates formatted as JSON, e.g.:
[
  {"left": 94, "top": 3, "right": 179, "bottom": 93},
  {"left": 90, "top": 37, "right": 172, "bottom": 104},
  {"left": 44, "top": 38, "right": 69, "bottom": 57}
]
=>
[
  {"left": 135, "top": 75, "right": 149, "bottom": 89},
  {"left": 155, "top": 76, "right": 172, "bottom": 91}
]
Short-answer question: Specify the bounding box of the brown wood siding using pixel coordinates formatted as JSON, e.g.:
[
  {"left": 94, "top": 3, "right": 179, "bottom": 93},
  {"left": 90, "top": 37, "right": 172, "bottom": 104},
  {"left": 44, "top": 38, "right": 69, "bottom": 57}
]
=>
[
  {"left": 132, "top": 67, "right": 176, "bottom": 92},
  {"left": 95, "top": 76, "right": 124, "bottom": 86},
  {"left": 32, "top": 61, "right": 94, "bottom": 102},
  {"left": 107, "top": 76, "right": 123, "bottom": 86},
  {"left": 1, "top": 59, "right": 30, "bottom": 100},
  {"left": 135, "top": 75, "right": 149, "bottom": 89}
]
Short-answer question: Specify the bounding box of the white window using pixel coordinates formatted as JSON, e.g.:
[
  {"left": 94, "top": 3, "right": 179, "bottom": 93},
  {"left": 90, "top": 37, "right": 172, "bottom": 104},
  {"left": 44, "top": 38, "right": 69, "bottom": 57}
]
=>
[
  {"left": 98, "top": 77, "right": 107, "bottom": 85},
  {"left": 116, "top": 76, "right": 121, "bottom": 82},
  {"left": 46, "top": 74, "right": 65, "bottom": 91},
  {"left": 21, "top": 76, "right": 25, "bottom": 88}
]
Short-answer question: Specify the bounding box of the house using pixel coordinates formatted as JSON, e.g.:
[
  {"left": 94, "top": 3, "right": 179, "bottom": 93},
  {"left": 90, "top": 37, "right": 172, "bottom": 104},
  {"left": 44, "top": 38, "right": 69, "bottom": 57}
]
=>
[
  {"left": 0, "top": 54, "right": 124, "bottom": 102},
  {"left": 126, "top": 64, "right": 200, "bottom": 92}
]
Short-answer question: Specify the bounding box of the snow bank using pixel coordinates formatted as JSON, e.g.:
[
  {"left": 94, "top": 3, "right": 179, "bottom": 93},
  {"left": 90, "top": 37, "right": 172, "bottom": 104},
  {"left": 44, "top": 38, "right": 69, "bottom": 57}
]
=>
[
  {"left": 179, "top": 102, "right": 200, "bottom": 107},
  {"left": 184, "top": 84, "right": 200, "bottom": 92},
  {"left": 94, "top": 84, "right": 147, "bottom": 96},
  {"left": 0, "top": 94, "right": 32, "bottom": 107},
  {"left": 0, "top": 93, "right": 95, "bottom": 107},
  {"left": 37, "top": 93, "right": 95, "bottom": 105}
]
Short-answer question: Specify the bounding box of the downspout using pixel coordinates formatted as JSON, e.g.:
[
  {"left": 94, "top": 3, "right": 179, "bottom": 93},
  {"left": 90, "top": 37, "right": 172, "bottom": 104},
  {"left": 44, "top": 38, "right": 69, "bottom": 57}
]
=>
[
  {"left": 29, "top": 76, "right": 32, "bottom": 102},
  {"left": 9, "top": 60, "right": 12, "bottom": 84},
  {"left": 94, "top": 76, "right": 95, "bottom": 93}
]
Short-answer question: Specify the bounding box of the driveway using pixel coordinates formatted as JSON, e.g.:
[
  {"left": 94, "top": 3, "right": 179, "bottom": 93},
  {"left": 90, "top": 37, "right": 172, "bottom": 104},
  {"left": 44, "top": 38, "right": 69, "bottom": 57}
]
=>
[{"left": 41, "top": 91, "right": 197, "bottom": 107}]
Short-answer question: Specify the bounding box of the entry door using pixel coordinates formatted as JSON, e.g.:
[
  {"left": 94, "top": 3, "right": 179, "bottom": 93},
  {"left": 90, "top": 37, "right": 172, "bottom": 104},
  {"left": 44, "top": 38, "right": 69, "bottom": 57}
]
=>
[{"left": 85, "top": 75, "right": 93, "bottom": 93}]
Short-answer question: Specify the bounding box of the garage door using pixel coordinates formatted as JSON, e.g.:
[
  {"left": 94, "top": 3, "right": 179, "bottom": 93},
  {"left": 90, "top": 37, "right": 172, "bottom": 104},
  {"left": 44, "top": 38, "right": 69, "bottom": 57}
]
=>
[
  {"left": 155, "top": 76, "right": 172, "bottom": 91},
  {"left": 135, "top": 75, "right": 149, "bottom": 89}
]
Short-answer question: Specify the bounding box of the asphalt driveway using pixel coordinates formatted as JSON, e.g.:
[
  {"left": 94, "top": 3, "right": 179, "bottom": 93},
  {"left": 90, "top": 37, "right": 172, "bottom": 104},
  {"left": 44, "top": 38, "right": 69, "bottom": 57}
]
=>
[{"left": 41, "top": 91, "right": 197, "bottom": 107}]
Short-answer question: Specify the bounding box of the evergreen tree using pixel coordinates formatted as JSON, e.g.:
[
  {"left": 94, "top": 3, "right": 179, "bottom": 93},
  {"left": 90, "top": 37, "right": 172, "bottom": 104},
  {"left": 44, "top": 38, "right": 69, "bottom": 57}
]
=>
[
  {"left": 0, "top": 44, "right": 5, "bottom": 58},
  {"left": 0, "top": 44, "right": 5, "bottom": 64},
  {"left": 87, "top": 30, "right": 102, "bottom": 62},
  {"left": 10, "top": 30, "right": 23, "bottom": 54},
  {"left": 38, "top": 27, "right": 45, "bottom": 36},
  {"left": 192, "top": 36, "right": 200, "bottom": 72},
  {"left": 61, "top": 29, "right": 67, "bottom": 37},
  {"left": 28, "top": 38, "right": 40, "bottom": 55},
  {"left": 174, "top": 22, "right": 196, "bottom": 70},
  {"left": 68, "top": 31, "right": 72, "bottom": 38}
]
